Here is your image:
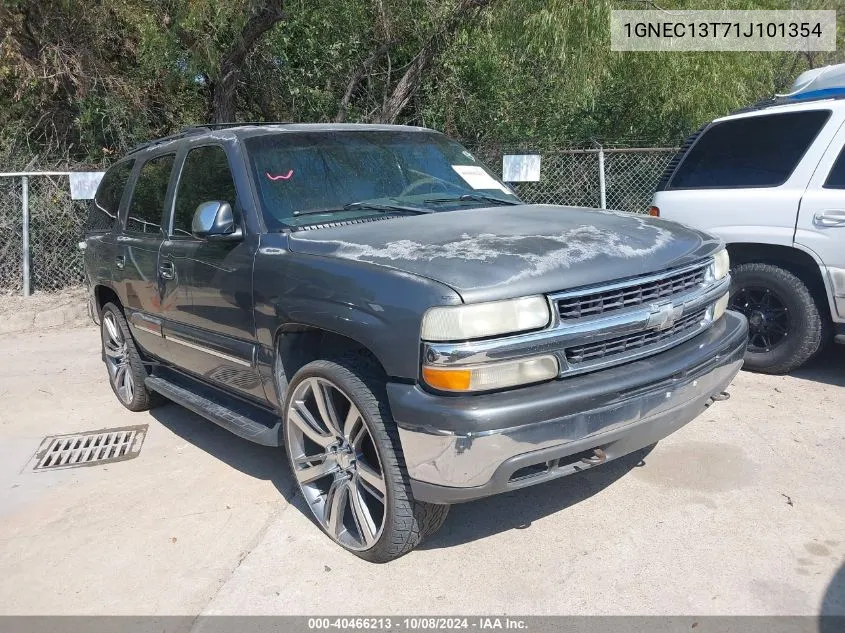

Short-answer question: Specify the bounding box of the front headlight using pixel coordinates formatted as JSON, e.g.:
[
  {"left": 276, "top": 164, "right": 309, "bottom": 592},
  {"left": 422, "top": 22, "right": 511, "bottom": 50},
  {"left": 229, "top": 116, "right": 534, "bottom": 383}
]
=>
[
  {"left": 421, "top": 296, "right": 551, "bottom": 342},
  {"left": 712, "top": 248, "right": 730, "bottom": 281},
  {"left": 422, "top": 355, "right": 559, "bottom": 392}
]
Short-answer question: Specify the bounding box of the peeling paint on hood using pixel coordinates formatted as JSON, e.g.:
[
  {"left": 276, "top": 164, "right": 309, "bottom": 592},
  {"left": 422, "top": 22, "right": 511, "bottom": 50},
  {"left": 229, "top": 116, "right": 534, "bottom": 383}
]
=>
[{"left": 287, "top": 205, "right": 720, "bottom": 303}]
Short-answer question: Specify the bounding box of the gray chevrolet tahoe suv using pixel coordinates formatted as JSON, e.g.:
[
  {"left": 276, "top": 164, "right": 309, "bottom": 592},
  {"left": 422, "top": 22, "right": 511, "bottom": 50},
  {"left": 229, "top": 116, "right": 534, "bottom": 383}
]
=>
[{"left": 83, "top": 123, "right": 748, "bottom": 562}]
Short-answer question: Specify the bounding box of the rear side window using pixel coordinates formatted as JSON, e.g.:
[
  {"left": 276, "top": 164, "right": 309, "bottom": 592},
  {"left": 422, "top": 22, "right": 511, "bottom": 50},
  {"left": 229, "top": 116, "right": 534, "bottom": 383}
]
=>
[
  {"left": 655, "top": 125, "right": 706, "bottom": 192},
  {"left": 126, "top": 154, "right": 175, "bottom": 234},
  {"left": 172, "top": 146, "right": 237, "bottom": 237},
  {"left": 824, "top": 146, "right": 845, "bottom": 189},
  {"left": 86, "top": 161, "right": 133, "bottom": 232},
  {"left": 669, "top": 110, "right": 830, "bottom": 189}
]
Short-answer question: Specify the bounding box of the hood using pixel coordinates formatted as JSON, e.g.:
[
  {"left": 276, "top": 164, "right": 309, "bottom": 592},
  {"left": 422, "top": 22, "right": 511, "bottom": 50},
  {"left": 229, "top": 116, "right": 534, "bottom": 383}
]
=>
[{"left": 287, "top": 205, "right": 720, "bottom": 303}]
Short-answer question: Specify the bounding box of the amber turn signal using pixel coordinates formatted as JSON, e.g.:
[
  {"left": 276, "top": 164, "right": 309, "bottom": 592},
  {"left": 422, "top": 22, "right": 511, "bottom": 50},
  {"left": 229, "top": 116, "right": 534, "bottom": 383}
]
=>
[
  {"left": 421, "top": 366, "right": 472, "bottom": 391},
  {"left": 647, "top": 205, "right": 660, "bottom": 217}
]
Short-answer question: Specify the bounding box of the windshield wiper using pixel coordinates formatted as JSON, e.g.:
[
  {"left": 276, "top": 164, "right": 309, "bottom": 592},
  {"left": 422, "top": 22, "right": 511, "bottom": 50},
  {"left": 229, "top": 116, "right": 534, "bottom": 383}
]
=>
[
  {"left": 422, "top": 193, "right": 520, "bottom": 206},
  {"left": 346, "top": 201, "right": 432, "bottom": 214},
  {"left": 292, "top": 201, "right": 430, "bottom": 217}
]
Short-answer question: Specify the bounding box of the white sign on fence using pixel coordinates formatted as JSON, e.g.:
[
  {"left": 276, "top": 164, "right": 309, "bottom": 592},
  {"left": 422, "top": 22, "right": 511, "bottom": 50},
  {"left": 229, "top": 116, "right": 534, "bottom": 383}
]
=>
[
  {"left": 502, "top": 155, "right": 541, "bottom": 182},
  {"left": 69, "top": 172, "right": 105, "bottom": 200}
]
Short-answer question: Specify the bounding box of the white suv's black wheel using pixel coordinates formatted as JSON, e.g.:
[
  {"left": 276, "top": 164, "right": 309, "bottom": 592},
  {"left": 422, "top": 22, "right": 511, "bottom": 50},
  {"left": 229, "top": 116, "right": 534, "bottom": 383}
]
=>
[
  {"left": 281, "top": 354, "right": 449, "bottom": 563},
  {"left": 728, "top": 263, "right": 827, "bottom": 374},
  {"left": 100, "top": 302, "right": 159, "bottom": 411}
]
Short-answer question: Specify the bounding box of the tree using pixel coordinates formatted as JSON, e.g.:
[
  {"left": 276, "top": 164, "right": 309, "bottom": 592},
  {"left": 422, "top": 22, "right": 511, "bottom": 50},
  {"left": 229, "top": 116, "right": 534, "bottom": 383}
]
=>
[
  {"left": 211, "top": 0, "right": 285, "bottom": 122},
  {"left": 375, "top": 0, "right": 493, "bottom": 123},
  {"left": 333, "top": 0, "right": 496, "bottom": 124},
  {"left": 0, "top": 0, "right": 841, "bottom": 169}
]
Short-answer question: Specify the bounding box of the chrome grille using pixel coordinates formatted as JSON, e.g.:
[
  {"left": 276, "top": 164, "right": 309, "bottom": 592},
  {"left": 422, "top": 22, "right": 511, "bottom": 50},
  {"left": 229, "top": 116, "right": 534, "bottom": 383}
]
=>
[
  {"left": 556, "top": 264, "right": 708, "bottom": 320},
  {"left": 565, "top": 307, "right": 708, "bottom": 365}
]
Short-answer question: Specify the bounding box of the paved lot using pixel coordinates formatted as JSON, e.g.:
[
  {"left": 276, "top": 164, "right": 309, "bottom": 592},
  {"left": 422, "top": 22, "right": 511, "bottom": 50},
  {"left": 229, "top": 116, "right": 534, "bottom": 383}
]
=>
[{"left": 0, "top": 326, "right": 843, "bottom": 616}]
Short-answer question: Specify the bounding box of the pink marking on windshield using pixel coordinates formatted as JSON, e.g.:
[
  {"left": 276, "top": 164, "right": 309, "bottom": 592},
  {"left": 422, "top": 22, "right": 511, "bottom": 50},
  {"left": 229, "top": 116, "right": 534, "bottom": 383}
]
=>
[{"left": 266, "top": 170, "right": 294, "bottom": 181}]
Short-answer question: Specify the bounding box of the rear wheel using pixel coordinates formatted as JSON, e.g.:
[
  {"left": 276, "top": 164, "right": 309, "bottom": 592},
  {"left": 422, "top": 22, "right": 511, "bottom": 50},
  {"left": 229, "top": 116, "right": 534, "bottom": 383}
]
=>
[
  {"left": 281, "top": 354, "right": 449, "bottom": 563},
  {"left": 100, "top": 303, "right": 159, "bottom": 411},
  {"left": 728, "top": 263, "right": 825, "bottom": 374}
]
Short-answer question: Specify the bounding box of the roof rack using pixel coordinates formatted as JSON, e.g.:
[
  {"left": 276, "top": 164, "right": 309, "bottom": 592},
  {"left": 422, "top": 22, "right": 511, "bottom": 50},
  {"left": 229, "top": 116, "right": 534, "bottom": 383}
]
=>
[
  {"left": 127, "top": 122, "right": 290, "bottom": 155},
  {"left": 126, "top": 128, "right": 205, "bottom": 155},
  {"left": 180, "top": 122, "right": 290, "bottom": 133}
]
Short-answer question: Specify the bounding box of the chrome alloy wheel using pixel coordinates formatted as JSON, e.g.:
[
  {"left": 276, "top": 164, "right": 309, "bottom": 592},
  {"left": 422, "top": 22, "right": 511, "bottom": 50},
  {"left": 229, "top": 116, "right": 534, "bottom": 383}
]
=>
[
  {"left": 102, "top": 311, "right": 134, "bottom": 405},
  {"left": 285, "top": 377, "right": 387, "bottom": 550}
]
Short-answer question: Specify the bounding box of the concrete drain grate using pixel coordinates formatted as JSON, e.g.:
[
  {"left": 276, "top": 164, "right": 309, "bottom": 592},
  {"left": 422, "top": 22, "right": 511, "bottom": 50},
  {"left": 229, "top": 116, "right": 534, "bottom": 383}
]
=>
[{"left": 32, "top": 425, "right": 148, "bottom": 471}]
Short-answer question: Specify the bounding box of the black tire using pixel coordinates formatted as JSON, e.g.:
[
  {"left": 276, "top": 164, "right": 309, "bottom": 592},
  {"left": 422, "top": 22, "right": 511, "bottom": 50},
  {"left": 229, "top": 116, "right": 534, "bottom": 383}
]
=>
[
  {"left": 729, "top": 263, "right": 826, "bottom": 374},
  {"left": 281, "top": 353, "right": 449, "bottom": 563},
  {"left": 100, "top": 302, "right": 160, "bottom": 412}
]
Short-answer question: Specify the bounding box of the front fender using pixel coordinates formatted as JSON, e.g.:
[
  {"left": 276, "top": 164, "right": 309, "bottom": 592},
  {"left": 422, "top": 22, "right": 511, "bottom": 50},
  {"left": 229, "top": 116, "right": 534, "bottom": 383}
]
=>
[{"left": 253, "top": 235, "right": 462, "bottom": 380}]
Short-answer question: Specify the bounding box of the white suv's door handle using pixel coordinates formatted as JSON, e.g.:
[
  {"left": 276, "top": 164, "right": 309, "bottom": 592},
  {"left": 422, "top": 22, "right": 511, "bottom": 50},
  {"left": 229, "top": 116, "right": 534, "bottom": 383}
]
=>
[{"left": 813, "top": 209, "right": 845, "bottom": 227}]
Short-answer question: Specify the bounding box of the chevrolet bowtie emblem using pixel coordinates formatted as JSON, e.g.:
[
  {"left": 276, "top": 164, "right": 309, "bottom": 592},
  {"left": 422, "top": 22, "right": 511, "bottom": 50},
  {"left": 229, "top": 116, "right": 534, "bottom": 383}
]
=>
[{"left": 647, "top": 303, "right": 684, "bottom": 330}]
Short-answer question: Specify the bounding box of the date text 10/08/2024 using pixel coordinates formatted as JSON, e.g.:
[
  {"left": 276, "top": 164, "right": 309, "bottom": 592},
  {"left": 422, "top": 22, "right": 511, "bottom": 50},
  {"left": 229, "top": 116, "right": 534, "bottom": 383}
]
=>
[{"left": 308, "top": 618, "right": 528, "bottom": 630}]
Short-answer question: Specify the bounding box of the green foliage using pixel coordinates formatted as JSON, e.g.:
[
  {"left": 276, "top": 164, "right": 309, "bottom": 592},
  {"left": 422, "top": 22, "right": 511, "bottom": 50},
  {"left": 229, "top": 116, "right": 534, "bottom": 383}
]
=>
[
  {"left": 421, "top": 0, "right": 845, "bottom": 145},
  {"left": 0, "top": 0, "right": 843, "bottom": 168}
]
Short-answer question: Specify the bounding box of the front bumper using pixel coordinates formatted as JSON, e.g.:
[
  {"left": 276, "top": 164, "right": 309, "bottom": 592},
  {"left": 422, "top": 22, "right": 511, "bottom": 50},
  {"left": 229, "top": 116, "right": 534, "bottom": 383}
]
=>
[{"left": 389, "top": 310, "right": 748, "bottom": 503}]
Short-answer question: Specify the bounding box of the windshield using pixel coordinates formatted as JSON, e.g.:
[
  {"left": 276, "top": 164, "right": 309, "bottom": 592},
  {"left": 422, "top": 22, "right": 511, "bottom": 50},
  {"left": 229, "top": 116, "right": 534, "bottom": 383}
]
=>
[{"left": 244, "top": 130, "right": 521, "bottom": 229}]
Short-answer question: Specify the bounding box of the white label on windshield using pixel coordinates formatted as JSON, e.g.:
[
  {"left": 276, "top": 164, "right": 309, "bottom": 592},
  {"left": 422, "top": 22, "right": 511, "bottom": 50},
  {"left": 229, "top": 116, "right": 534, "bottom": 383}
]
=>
[{"left": 452, "top": 165, "right": 509, "bottom": 192}]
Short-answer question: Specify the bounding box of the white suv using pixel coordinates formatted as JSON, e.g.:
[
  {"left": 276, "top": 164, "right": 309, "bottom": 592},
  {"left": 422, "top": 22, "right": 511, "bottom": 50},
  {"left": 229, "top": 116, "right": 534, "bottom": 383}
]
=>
[{"left": 651, "top": 65, "right": 845, "bottom": 374}]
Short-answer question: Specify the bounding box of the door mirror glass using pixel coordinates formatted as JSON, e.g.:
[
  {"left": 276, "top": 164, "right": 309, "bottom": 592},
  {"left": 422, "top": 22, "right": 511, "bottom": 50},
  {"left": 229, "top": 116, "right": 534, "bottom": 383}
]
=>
[{"left": 191, "top": 201, "right": 242, "bottom": 240}]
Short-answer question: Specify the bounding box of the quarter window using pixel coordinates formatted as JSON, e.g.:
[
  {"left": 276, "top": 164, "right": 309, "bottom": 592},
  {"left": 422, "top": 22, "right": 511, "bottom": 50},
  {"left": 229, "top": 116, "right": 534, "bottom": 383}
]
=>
[
  {"left": 86, "top": 160, "right": 133, "bottom": 232},
  {"left": 126, "top": 154, "right": 175, "bottom": 234},
  {"left": 669, "top": 110, "right": 830, "bottom": 189},
  {"left": 823, "top": 146, "right": 845, "bottom": 189},
  {"left": 173, "top": 146, "right": 237, "bottom": 237}
]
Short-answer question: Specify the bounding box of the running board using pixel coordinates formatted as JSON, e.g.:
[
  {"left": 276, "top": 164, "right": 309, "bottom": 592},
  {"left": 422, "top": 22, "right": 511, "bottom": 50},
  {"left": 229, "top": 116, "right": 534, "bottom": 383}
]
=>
[{"left": 145, "top": 375, "right": 282, "bottom": 446}]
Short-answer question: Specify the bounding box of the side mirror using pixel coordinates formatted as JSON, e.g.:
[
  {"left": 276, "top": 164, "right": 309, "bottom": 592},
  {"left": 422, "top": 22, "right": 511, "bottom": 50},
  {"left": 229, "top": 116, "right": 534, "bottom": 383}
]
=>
[{"left": 191, "top": 201, "right": 243, "bottom": 241}]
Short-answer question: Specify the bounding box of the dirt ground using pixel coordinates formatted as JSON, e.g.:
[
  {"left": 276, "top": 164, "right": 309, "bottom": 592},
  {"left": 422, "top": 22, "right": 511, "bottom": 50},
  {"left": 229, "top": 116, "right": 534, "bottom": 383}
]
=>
[
  {"left": 0, "top": 286, "right": 86, "bottom": 314},
  {"left": 0, "top": 287, "right": 88, "bottom": 333},
  {"left": 0, "top": 325, "right": 843, "bottom": 617}
]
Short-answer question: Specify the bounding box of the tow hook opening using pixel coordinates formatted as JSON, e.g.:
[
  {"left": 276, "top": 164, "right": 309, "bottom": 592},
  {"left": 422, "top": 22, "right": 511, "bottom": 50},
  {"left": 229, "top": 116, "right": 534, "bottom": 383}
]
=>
[
  {"left": 704, "top": 390, "right": 730, "bottom": 407},
  {"left": 580, "top": 447, "right": 607, "bottom": 466},
  {"left": 508, "top": 446, "right": 611, "bottom": 483}
]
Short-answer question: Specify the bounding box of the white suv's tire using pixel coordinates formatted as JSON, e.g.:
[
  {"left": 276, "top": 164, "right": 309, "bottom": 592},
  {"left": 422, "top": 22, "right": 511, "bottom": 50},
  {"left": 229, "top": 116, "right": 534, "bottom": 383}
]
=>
[{"left": 728, "top": 263, "right": 827, "bottom": 374}]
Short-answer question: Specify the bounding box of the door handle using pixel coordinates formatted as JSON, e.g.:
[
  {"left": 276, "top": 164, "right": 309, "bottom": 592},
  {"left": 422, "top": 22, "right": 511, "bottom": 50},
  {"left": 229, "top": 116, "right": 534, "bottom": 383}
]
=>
[
  {"left": 115, "top": 255, "right": 125, "bottom": 270},
  {"left": 159, "top": 261, "right": 175, "bottom": 280},
  {"left": 814, "top": 209, "right": 845, "bottom": 227}
]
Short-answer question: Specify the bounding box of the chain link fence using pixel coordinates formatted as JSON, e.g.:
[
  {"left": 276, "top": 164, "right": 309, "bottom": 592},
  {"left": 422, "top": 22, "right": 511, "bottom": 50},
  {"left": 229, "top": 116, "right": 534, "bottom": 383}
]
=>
[
  {"left": 472, "top": 144, "right": 678, "bottom": 214},
  {"left": 0, "top": 173, "right": 88, "bottom": 295},
  {"left": 0, "top": 177, "right": 24, "bottom": 294},
  {"left": 602, "top": 148, "right": 678, "bottom": 213},
  {"left": 0, "top": 144, "right": 678, "bottom": 296}
]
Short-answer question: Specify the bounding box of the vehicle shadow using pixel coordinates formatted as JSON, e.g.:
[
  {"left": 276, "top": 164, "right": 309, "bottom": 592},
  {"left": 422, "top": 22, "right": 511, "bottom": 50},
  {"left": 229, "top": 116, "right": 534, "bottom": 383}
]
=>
[
  {"left": 149, "top": 402, "right": 654, "bottom": 550},
  {"left": 420, "top": 444, "right": 654, "bottom": 550},
  {"left": 790, "top": 346, "right": 845, "bottom": 388},
  {"left": 148, "top": 404, "right": 299, "bottom": 504},
  {"left": 821, "top": 562, "right": 845, "bottom": 632}
]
